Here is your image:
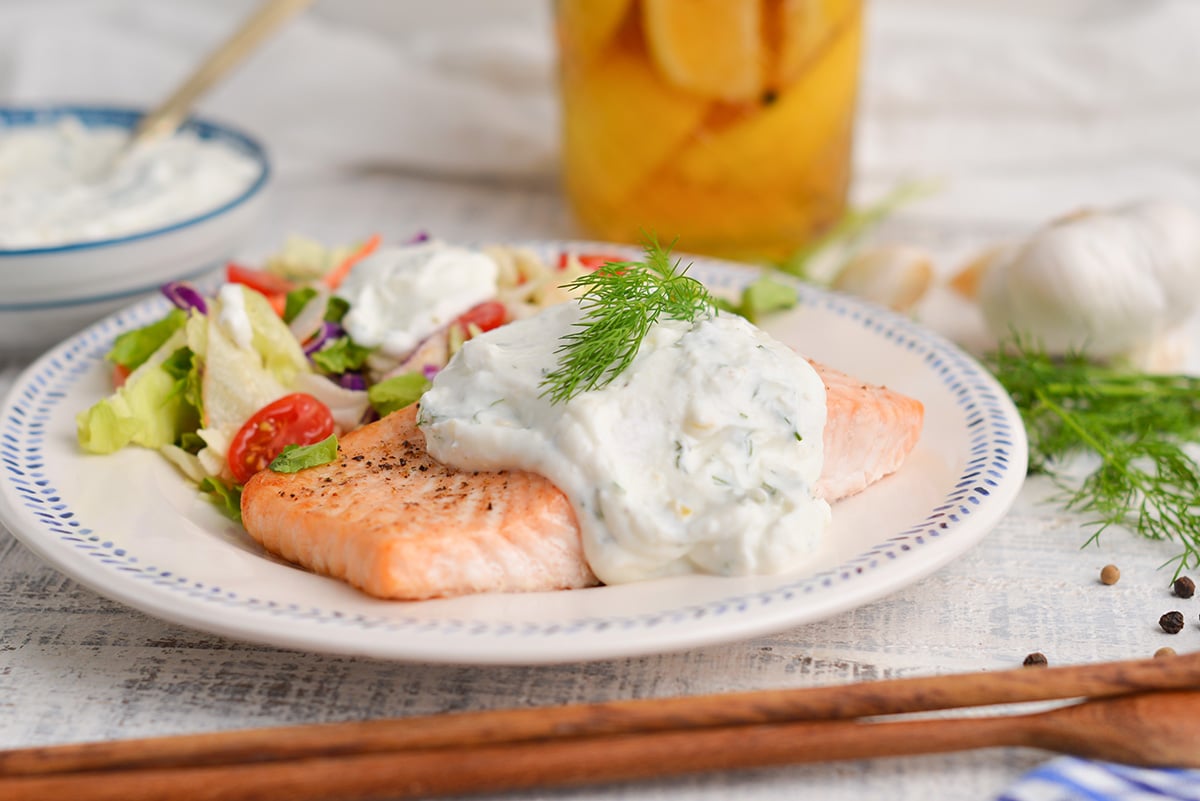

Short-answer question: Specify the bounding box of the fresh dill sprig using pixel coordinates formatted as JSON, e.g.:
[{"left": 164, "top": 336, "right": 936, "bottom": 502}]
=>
[
  {"left": 540, "top": 236, "right": 715, "bottom": 404},
  {"left": 987, "top": 336, "right": 1200, "bottom": 578}
]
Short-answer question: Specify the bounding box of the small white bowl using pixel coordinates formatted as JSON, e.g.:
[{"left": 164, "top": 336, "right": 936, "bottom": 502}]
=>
[{"left": 0, "top": 105, "right": 270, "bottom": 359}]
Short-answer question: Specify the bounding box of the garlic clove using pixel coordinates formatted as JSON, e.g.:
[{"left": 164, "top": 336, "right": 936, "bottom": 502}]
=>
[
  {"left": 1121, "top": 325, "right": 1191, "bottom": 374},
  {"left": 949, "top": 244, "right": 1011, "bottom": 300},
  {"left": 831, "top": 244, "right": 934, "bottom": 312}
]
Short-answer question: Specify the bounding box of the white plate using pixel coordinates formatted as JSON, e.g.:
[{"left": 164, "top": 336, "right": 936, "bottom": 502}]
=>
[{"left": 0, "top": 245, "right": 1027, "bottom": 664}]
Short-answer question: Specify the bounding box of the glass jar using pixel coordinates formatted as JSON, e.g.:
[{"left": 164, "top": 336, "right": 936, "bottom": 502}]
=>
[{"left": 556, "top": 0, "right": 862, "bottom": 259}]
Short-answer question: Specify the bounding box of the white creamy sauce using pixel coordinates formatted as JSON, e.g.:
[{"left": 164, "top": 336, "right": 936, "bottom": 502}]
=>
[
  {"left": 418, "top": 302, "right": 831, "bottom": 585},
  {"left": 336, "top": 242, "right": 499, "bottom": 358},
  {"left": 0, "top": 118, "right": 260, "bottom": 249},
  {"left": 216, "top": 284, "right": 254, "bottom": 350}
]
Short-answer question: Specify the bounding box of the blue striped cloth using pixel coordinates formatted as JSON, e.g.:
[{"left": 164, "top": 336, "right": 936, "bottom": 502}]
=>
[{"left": 999, "top": 759, "right": 1200, "bottom": 801}]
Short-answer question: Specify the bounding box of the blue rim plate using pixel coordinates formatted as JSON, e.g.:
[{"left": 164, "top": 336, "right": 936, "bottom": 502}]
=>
[
  {"left": 0, "top": 105, "right": 270, "bottom": 257},
  {"left": 0, "top": 243, "right": 1027, "bottom": 664}
]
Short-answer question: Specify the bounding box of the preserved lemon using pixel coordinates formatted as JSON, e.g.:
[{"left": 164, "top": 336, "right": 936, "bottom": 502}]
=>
[
  {"left": 643, "top": 0, "right": 764, "bottom": 101},
  {"left": 561, "top": 43, "right": 708, "bottom": 213},
  {"left": 775, "top": 0, "right": 854, "bottom": 86},
  {"left": 557, "top": 0, "right": 863, "bottom": 259},
  {"left": 556, "top": 0, "right": 632, "bottom": 64}
]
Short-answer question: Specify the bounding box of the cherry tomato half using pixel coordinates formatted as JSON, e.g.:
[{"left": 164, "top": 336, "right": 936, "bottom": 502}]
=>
[
  {"left": 111, "top": 363, "right": 132, "bottom": 389},
  {"left": 226, "top": 264, "right": 296, "bottom": 297},
  {"left": 453, "top": 301, "right": 507, "bottom": 336},
  {"left": 227, "top": 393, "right": 335, "bottom": 485},
  {"left": 557, "top": 252, "right": 626, "bottom": 271},
  {"left": 226, "top": 264, "right": 293, "bottom": 316}
]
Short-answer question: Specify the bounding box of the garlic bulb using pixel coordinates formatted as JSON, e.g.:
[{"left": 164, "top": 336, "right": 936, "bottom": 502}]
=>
[
  {"left": 832, "top": 244, "right": 934, "bottom": 312},
  {"left": 974, "top": 201, "right": 1200, "bottom": 365}
]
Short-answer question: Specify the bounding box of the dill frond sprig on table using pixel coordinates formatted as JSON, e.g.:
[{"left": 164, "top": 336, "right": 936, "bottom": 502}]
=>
[
  {"left": 540, "top": 236, "right": 716, "bottom": 405},
  {"left": 987, "top": 336, "right": 1200, "bottom": 578}
]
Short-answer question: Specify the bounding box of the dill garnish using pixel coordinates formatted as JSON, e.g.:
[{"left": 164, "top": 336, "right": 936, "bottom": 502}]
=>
[
  {"left": 987, "top": 337, "right": 1200, "bottom": 578},
  {"left": 540, "top": 236, "right": 715, "bottom": 404}
]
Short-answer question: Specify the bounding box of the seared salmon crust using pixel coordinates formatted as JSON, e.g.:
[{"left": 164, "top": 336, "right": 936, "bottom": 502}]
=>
[{"left": 241, "top": 406, "right": 596, "bottom": 600}]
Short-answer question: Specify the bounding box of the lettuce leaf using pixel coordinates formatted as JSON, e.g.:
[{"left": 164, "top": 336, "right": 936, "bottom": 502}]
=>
[
  {"left": 718, "top": 276, "right": 798, "bottom": 324},
  {"left": 76, "top": 400, "right": 143, "bottom": 454},
  {"left": 199, "top": 477, "right": 243, "bottom": 523},
  {"left": 107, "top": 308, "right": 187, "bottom": 371},
  {"left": 268, "top": 433, "right": 339, "bottom": 473},
  {"left": 160, "top": 346, "right": 204, "bottom": 427},
  {"left": 238, "top": 286, "right": 309, "bottom": 387},
  {"left": 77, "top": 329, "right": 194, "bottom": 454},
  {"left": 741, "top": 277, "right": 797, "bottom": 323},
  {"left": 368, "top": 372, "right": 431, "bottom": 417},
  {"left": 201, "top": 311, "right": 288, "bottom": 436},
  {"left": 324, "top": 296, "right": 350, "bottom": 324},
  {"left": 282, "top": 287, "right": 318, "bottom": 324},
  {"left": 263, "top": 235, "right": 353, "bottom": 281},
  {"left": 312, "top": 337, "right": 373, "bottom": 374}
]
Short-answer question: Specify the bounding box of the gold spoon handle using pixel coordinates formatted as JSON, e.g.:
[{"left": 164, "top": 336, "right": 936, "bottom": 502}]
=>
[{"left": 131, "top": 0, "right": 313, "bottom": 147}]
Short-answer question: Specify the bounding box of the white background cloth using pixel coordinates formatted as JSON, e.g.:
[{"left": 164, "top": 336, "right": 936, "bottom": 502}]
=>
[
  {"left": 3, "top": 2, "right": 1200, "bottom": 799},
  {"left": 4, "top": 0, "right": 1199, "bottom": 227}
]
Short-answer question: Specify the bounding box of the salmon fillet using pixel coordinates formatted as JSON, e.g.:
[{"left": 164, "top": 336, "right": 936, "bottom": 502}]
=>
[
  {"left": 810, "top": 361, "right": 925, "bottom": 502},
  {"left": 241, "top": 363, "right": 923, "bottom": 600},
  {"left": 241, "top": 408, "right": 596, "bottom": 600}
]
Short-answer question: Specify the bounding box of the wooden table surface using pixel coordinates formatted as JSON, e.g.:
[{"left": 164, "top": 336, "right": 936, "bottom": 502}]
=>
[{"left": 4, "top": 2, "right": 1200, "bottom": 798}]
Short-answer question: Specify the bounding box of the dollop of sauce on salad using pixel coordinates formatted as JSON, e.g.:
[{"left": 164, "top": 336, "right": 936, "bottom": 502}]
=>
[
  {"left": 418, "top": 301, "right": 831, "bottom": 585},
  {"left": 0, "top": 117, "right": 260, "bottom": 249},
  {"left": 336, "top": 242, "right": 499, "bottom": 357}
]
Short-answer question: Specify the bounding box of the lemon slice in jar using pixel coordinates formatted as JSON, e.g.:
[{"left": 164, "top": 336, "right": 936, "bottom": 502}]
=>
[
  {"left": 773, "top": 0, "right": 852, "bottom": 88},
  {"left": 562, "top": 43, "right": 707, "bottom": 210},
  {"left": 642, "top": 0, "right": 764, "bottom": 101},
  {"left": 670, "top": 9, "right": 861, "bottom": 191},
  {"left": 556, "top": 0, "right": 633, "bottom": 64}
]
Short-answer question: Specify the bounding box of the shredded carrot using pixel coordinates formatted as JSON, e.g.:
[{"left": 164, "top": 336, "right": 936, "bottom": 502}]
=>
[
  {"left": 267, "top": 292, "right": 288, "bottom": 317},
  {"left": 322, "top": 234, "right": 382, "bottom": 290}
]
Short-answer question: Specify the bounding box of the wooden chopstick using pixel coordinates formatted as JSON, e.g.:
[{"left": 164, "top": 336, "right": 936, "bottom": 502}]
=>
[
  {"left": 2, "top": 652, "right": 1197, "bottom": 780},
  {"left": 4, "top": 690, "right": 1200, "bottom": 801},
  {"left": 0, "top": 711, "right": 1105, "bottom": 801}
]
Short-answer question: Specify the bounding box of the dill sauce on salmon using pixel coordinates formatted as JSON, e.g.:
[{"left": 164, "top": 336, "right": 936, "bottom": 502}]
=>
[{"left": 418, "top": 302, "right": 831, "bottom": 585}]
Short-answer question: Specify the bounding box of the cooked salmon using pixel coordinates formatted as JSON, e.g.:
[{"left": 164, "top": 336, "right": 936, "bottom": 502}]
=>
[
  {"left": 810, "top": 361, "right": 925, "bottom": 502},
  {"left": 241, "top": 408, "right": 595, "bottom": 600},
  {"left": 241, "top": 363, "right": 923, "bottom": 600}
]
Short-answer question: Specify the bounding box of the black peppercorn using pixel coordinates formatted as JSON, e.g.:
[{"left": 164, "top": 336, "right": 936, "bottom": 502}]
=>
[
  {"left": 1174, "top": 576, "right": 1195, "bottom": 598},
  {"left": 1022, "top": 652, "right": 1048, "bottom": 667},
  {"left": 1159, "top": 611, "right": 1185, "bottom": 634}
]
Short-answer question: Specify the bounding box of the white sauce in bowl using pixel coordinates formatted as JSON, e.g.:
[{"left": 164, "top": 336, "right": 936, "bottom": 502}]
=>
[
  {"left": 418, "top": 302, "right": 831, "bottom": 585},
  {"left": 0, "top": 117, "right": 261, "bottom": 249}
]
